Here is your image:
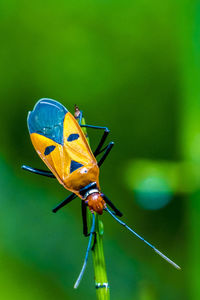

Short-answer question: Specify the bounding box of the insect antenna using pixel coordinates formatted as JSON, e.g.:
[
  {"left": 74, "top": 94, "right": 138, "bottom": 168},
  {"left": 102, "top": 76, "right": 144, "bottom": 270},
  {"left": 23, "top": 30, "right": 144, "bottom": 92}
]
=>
[
  {"left": 74, "top": 213, "right": 96, "bottom": 289},
  {"left": 104, "top": 207, "right": 181, "bottom": 270}
]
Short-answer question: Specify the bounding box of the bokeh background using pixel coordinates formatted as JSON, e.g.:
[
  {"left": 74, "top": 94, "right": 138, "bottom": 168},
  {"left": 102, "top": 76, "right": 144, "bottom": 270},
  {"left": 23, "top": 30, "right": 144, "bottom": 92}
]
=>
[{"left": 1, "top": 1, "right": 199, "bottom": 299}]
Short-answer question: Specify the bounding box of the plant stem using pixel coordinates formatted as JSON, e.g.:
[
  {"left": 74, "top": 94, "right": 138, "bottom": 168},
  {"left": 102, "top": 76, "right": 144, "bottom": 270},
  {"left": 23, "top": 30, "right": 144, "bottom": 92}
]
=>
[
  {"left": 78, "top": 109, "right": 110, "bottom": 300},
  {"left": 88, "top": 212, "right": 110, "bottom": 300}
]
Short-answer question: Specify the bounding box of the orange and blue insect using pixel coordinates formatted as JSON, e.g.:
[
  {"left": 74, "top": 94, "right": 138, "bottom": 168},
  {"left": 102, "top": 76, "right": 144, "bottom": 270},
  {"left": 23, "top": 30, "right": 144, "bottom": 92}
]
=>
[{"left": 22, "top": 98, "right": 180, "bottom": 288}]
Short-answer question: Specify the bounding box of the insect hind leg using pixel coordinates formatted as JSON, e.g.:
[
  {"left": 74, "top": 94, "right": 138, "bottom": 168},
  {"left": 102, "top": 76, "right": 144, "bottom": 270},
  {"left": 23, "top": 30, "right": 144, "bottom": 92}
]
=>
[
  {"left": 81, "top": 201, "right": 88, "bottom": 236},
  {"left": 74, "top": 213, "right": 96, "bottom": 289},
  {"left": 102, "top": 193, "right": 123, "bottom": 217},
  {"left": 81, "top": 201, "right": 97, "bottom": 249}
]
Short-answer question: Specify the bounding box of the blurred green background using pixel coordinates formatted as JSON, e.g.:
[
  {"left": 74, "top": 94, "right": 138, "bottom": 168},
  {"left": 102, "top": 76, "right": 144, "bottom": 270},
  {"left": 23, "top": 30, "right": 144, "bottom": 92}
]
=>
[{"left": 1, "top": 0, "right": 199, "bottom": 299}]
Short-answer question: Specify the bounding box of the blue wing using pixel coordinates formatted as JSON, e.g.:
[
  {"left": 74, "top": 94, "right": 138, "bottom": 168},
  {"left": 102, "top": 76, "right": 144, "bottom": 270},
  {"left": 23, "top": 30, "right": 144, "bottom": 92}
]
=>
[{"left": 27, "top": 98, "right": 68, "bottom": 145}]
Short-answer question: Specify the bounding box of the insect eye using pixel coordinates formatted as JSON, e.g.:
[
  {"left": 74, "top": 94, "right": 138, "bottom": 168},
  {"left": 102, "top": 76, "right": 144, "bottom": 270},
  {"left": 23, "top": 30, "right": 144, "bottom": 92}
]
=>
[
  {"left": 67, "top": 133, "right": 79, "bottom": 142},
  {"left": 44, "top": 145, "right": 56, "bottom": 156}
]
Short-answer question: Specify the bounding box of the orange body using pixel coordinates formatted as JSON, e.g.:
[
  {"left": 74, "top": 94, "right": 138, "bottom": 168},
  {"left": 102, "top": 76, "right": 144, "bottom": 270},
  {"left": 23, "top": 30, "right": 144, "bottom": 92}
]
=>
[
  {"left": 28, "top": 99, "right": 105, "bottom": 213},
  {"left": 30, "top": 112, "right": 100, "bottom": 197}
]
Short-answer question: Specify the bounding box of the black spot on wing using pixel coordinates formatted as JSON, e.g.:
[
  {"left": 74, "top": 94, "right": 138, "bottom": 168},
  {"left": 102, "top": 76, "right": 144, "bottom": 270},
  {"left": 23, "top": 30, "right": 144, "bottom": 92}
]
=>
[
  {"left": 70, "top": 160, "right": 84, "bottom": 173},
  {"left": 67, "top": 133, "right": 79, "bottom": 142},
  {"left": 44, "top": 145, "right": 56, "bottom": 156}
]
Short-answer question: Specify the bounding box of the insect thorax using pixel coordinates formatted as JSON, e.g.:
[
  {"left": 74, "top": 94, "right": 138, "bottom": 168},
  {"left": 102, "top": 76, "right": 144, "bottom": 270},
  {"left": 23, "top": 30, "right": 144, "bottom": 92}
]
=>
[{"left": 80, "top": 182, "right": 99, "bottom": 200}]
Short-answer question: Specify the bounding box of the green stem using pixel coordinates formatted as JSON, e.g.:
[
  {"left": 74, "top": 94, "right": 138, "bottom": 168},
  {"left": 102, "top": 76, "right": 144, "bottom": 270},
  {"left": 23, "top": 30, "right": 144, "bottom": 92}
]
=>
[{"left": 79, "top": 110, "right": 110, "bottom": 300}]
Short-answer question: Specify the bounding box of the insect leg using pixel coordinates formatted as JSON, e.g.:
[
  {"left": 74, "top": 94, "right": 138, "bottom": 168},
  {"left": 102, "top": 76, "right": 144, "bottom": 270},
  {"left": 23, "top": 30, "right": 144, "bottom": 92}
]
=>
[
  {"left": 81, "top": 201, "right": 88, "bottom": 236},
  {"left": 74, "top": 213, "right": 96, "bottom": 289},
  {"left": 80, "top": 124, "right": 110, "bottom": 156},
  {"left": 94, "top": 130, "right": 110, "bottom": 156},
  {"left": 81, "top": 201, "right": 97, "bottom": 249},
  {"left": 102, "top": 193, "right": 123, "bottom": 217},
  {"left": 97, "top": 142, "right": 114, "bottom": 167},
  {"left": 52, "top": 193, "right": 77, "bottom": 213},
  {"left": 21, "top": 165, "right": 55, "bottom": 178}
]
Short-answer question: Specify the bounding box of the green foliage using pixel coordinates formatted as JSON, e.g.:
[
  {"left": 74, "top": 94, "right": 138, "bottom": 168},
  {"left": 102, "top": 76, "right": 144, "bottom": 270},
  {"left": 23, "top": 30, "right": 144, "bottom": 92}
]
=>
[{"left": 0, "top": 0, "right": 196, "bottom": 299}]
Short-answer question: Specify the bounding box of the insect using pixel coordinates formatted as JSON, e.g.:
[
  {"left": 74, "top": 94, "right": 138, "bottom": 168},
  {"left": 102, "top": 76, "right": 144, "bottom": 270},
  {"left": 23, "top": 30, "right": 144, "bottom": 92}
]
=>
[{"left": 22, "top": 98, "right": 180, "bottom": 288}]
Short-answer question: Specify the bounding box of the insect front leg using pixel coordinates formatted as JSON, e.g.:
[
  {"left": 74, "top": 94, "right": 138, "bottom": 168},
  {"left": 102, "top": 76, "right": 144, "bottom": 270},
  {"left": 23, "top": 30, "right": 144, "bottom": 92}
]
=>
[
  {"left": 80, "top": 124, "right": 110, "bottom": 156},
  {"left": 97, "top": 142, "right": 114, "bottom": 167}
]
